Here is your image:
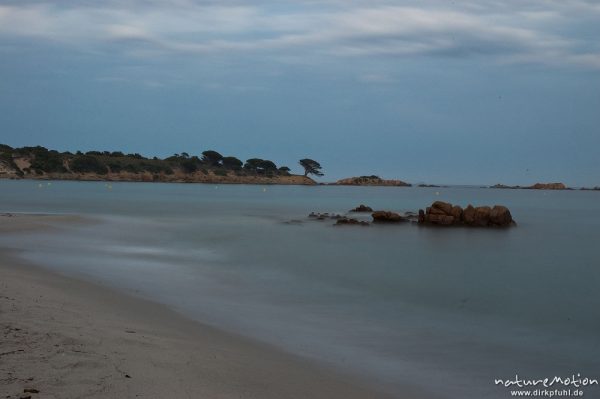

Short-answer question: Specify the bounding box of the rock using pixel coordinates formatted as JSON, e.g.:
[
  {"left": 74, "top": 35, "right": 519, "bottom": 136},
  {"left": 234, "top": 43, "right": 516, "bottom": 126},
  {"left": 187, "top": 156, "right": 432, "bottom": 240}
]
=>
[
  {"left": 431, "top": 201, "right": 453, "bottom": 215},
  {"left": 473, "top": 206, "right": 491, "bottom": 226},
  {"left": 335, "top": 176, "right": 411, "bottom": 187},
  {"left": 426, "top": 214, "right": 455, "bottom": 225},
  {"left": 419, "top": 202, "right": 515, "bottom": 228},
  {"left": 335, "top": 217, "right": 369, "bottom": 226},
  {"left": 428, "top": 206, "right": 447, "bottom": 215},
  {"left": 403, "top": 212, "right": 418, "bottom": 221},
  {"left": 350, "top": 204, "right": 373, "bottom": 212},
  {"left": 371, "top": 211, "right": 404, "bottom": 223},
  {"left": 462, "top": 205, "right": 476, "bottom": 224},
  {"left": 450, "top": 205, "right": 463, "bottom": 220},
  {"left": 23, "top": 389, "right": 39, "bottom": 394},
  {"left": 528, "top": 182, "right": 566, "bottom": 190},
  {"left": 492, "top": 182, "right": 567, "bottom": 190},
  {"left": 284, "top": 219, "right": 303, "bottom": 225},
  {"left": 489, "top": 205, "right": 513, "bottom": 226},
  {"left": 309, "top": 212, "right": 340, "bottom": 220}
]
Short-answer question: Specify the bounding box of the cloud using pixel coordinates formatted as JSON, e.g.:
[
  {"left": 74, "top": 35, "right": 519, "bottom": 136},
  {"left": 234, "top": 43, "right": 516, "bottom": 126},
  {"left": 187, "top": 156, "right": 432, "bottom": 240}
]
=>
[{"left": 0, "top": 1, "right": 599, "bottom": 69}]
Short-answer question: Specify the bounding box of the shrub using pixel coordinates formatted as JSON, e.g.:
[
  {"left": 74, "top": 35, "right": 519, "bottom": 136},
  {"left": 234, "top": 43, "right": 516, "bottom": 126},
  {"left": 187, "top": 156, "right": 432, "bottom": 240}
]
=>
[
  {"left": 181, "top": 159, "right": 199, "bottom": 173},
  {"left": 107, "top": 162, "right": 122, "bottom": 173},
  {"left": 70, "top": 155, "right": 108, "bottom": 174},
  {"left": 30, "top": 149, "right": 67, "bottom": 173},
  {"left": 123, "top": 163, "right": 142, "bottom": 173}
]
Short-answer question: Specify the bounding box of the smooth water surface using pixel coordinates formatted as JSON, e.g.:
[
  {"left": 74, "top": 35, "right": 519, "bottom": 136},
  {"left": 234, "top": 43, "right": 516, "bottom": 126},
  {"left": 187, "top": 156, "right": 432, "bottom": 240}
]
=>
[{"left": 1, "top": 180, "right": 599, "bottom": 398}]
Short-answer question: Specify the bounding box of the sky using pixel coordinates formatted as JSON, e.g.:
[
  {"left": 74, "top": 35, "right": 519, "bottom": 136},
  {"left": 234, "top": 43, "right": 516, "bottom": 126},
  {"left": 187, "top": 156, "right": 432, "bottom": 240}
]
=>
[{"left": 0, "top": 0, "right": 599, "bottom": 185}]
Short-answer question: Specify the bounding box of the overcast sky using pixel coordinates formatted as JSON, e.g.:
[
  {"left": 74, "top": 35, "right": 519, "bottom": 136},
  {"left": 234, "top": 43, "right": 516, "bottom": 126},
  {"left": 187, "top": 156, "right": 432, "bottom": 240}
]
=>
[{"left": 0, "top": 0, "right": 599, "bottom": 185}]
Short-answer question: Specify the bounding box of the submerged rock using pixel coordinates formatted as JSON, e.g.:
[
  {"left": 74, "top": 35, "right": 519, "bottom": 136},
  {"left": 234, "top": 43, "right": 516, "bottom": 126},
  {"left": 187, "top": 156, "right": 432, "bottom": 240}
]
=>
[
  {"left": 308, "top": 212, "right": 342, "bottom": 220},
  {"left": 335, "top": 217, "right": 370, "bottom": 226}
]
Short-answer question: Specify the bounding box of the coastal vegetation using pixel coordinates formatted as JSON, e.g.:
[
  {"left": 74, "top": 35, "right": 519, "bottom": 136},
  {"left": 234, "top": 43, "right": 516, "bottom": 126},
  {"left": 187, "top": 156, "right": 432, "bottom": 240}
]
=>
[
  {"left": 299, "top": 159, "right": 324, "bottom": 177},
  {"left": 333, "top": 176, "right": 411, "bottom": 187},
  {"left": 0, "top": 144, "right": 316, "bottom": 185}
]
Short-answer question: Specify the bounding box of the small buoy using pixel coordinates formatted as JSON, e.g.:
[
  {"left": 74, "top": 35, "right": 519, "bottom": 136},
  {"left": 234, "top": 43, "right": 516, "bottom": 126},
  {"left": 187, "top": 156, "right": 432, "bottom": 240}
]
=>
[
  {"left": 38, "top": 183, "right": 43, "bottom": 188},
  {"left": 435, "top": 191, "right": 440, "bottom": 196},
  {"left": 262, "top": 188, "right": 267, "bottom": 192},
  {"left": 47, "top": 182, "right": 51, "bottom": 186}
]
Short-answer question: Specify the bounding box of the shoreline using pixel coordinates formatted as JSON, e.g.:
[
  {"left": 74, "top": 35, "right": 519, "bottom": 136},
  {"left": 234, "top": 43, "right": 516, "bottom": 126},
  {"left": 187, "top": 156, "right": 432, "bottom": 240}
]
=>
[
  {"left": 0, "top": 216, "right": 401, "bottom": 399},
  {"left": 3, "top": 177, "right": 598, "bottom": 190},
  {"left": 0, "top": 175, "right": 316, "bottom": 186}
]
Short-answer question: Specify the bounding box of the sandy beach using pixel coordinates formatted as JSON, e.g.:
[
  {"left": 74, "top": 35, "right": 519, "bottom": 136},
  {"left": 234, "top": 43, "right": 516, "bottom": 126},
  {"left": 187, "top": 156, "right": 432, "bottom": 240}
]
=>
[{"left": 0, "top": 215, "right": 396, "bottom": 399}]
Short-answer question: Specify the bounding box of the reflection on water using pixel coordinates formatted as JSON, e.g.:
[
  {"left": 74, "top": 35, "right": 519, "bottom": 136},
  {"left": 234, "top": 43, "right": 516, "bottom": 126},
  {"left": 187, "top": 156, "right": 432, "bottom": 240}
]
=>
[{"left": 1, "top": 180, "right": 599, "bottom": 398}]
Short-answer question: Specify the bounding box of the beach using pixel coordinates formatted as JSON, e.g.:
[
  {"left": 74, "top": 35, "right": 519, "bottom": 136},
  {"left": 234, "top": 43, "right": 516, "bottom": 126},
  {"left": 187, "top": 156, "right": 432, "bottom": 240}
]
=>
[{"left": 0, "top": 215, "right": 395, "bottom": 399}]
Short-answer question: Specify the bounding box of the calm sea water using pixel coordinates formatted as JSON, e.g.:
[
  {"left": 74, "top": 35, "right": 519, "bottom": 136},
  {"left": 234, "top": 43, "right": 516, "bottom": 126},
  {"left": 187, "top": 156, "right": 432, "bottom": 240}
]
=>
[{"left": 1, "top": 180, "right": 599, "bottom": 398}]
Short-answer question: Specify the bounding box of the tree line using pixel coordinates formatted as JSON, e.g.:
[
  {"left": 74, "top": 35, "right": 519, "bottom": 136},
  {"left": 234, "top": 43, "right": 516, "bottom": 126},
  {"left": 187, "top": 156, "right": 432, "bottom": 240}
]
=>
[{"left": 0, "top": 144, "right": 324, "bottom": 178}]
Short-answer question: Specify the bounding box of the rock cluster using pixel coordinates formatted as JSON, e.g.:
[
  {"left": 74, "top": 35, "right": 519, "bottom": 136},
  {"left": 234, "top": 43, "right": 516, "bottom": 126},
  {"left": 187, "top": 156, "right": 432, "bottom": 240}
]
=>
[
  {"left": 371, "top": 211, "right": 405, "bottom": 223},
  {"left": 418, "top": 201, "right": 515, "bottom": 227},
  {"left": 492, "top": 182, "right": 568, "bottom": 190},
  {"left": 334, "top": 176, "right": 411, "bottom": 187},
  {"left": 349, "top": 204, "right": 373, "bottom": 212},
  {"left": 308, "top": 212, "right": 343, "bottom": 220},
  {"left": 528, "top": 182, "right": 566, "bottom": 190},
  {"left": 335, "top": 217, "right": 370, "bottom": 226}
]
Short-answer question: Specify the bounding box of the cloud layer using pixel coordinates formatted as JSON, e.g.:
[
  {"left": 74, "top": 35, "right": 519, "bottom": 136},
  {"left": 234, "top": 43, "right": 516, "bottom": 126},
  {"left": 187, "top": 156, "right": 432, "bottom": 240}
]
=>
[{"left": 1, "top": 0, "right": 599, "bottom": 68}]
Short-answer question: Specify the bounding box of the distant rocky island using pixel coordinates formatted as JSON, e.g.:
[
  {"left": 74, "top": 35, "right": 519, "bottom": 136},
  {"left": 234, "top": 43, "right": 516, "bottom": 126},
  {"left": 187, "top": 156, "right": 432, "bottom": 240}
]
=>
[
  {"left": 0, "top": 144, "right": 317, "bottom": 185},
  {"left": 333, "top": 176, "right": 411, "bottom": 187},
  {"left": 491, "top": 182, "right": 569, "bottom": 190}
]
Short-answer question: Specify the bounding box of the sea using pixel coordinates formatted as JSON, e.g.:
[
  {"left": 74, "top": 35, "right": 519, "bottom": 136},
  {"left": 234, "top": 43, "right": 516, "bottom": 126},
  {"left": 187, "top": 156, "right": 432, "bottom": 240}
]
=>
[{"left": 1, "top": 179, "right": 599, "bottom": 398}]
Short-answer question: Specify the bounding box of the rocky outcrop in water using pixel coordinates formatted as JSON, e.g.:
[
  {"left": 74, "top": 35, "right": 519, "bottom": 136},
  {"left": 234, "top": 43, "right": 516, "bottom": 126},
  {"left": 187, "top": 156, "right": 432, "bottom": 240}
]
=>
[
  {"left": 491, "top": 182, "right": 568, "bottom": 190},
  {"left": 529, "top": 182, "right": 567, "bottom": 190},
  {"left": 308, "top": 212, "right": 343, "bottom": 220},
  {"left": 335, "top": 217, "right": 370, "bottom": 226},
  {"left": 349, "top": 204, "right": 373, "bottom": 212},
  {"left": 419, "top": 201, "right": 515, "bottom": 227},
  {"left": 334, "top": 176, "right": 411, "bottom": 187},
  {"left": 371, "top": 211, "right": 405, "bottom": 223}
]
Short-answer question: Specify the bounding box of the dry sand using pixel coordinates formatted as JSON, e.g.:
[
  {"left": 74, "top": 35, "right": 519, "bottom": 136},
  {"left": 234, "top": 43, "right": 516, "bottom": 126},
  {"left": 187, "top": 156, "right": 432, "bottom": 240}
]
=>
[{"left": 0, "top": 215, "right": 397, "bottom": 399}]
